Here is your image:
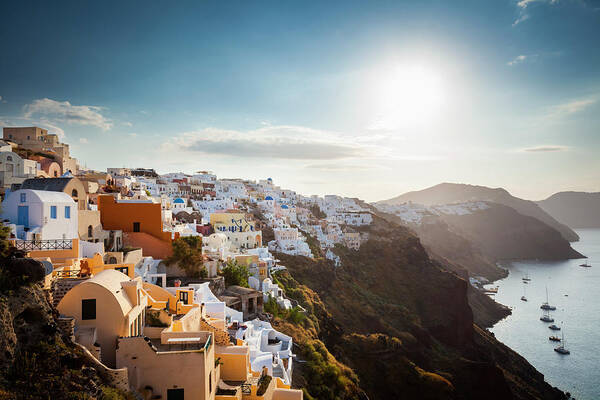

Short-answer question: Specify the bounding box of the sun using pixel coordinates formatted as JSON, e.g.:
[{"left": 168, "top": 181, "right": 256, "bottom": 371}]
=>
[{"left": 369, "top": 63, "right": 445, "bottom": 130}]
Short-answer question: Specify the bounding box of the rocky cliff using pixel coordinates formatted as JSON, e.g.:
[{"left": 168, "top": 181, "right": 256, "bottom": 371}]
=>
[
  {"left": 270, "top": 214, "right": 566, "bottom": 399},
  {"left": 538, "top": 191, "right": 600, "bottom": 229}
]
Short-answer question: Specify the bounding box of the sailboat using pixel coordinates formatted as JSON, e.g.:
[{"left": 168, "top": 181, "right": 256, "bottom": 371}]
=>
[
  {"left": 521, "top": 284, "right": 527, "bottom": 302},
  {"left": 549, "top": 324, "right": 561, "bottom": 331},
  {"left": 522, "top": 273, "right": 531, "bottom": 282},
  {"left": 540, "top": 286, "right": 556, "bottom": 310},
  {"left": 580, "top": 261, "right": 592, "bottom": 268},
  {"left": 540, "top": 309, "right": 554, "bottom": 323},
  {"left": 554, "top": 331, "right": 570, "bottom": 355}
]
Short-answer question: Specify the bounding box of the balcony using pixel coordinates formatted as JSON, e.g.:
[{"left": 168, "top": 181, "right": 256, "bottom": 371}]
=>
[{"left": 12, "top": 238, "right": 74, "bottom": 251}]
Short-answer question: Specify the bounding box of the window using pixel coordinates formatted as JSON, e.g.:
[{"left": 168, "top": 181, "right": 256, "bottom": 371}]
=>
[
  {"left": 115, "top": 266, "right": 129, "bottom": 275},
  {"left": 81, "top": 299, "right": 96, "bottom": 320},
  {"left": 6, "top": 156, "right": 12, "bottom": 162},
  {"left": 64, "top": 206, "right": 71, "bottom": 219},
  {"left": 179, "top": 291, "right": 189, "bottom": 304},
  {"left": 133, "top": 222, "right": 140, "bottom": 232},
  {"left": 27, "top": 136, "right": 30, "bottom": 140},
  {"left": 50, "top": 206, "right": 57, "bottom": 219},
  {"left": 20, "top": 193, "right": 26, "bottom": 202},
  {"left": 71, "top": 189, "right": 78, "bottom": 198},
  {"left": 88, "top": 225, "right": 93, "bottom": 238},
  {"left": 167, "top": 389, "right": 184, "bottom": 400}
]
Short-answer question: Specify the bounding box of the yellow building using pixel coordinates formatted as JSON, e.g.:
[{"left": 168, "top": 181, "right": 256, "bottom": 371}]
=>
[
  {"left": 57, "top": 269, "right": 148, "bottom": 367},
  {"left": 210, "top": 212, "right": 257, "bottom": 233}
]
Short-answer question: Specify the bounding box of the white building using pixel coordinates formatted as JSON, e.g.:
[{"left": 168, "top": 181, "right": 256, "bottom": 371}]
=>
[
  {"left": 234, "top": 319, "right": 295, "bottom": 386},
  {"left": 2, "top": 189, "right": 78, "bottom": 240}
]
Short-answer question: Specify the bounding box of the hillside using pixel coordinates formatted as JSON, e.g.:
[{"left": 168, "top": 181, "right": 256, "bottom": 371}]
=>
[
  {"left": 538, "top": 191, "right": 600, "bottom": 229},
  {"left": 271, "top": 214, "right": 567, "bottom": 400},
  {"left": 377, "top": 183, "right": 579, "bottom": 242}
]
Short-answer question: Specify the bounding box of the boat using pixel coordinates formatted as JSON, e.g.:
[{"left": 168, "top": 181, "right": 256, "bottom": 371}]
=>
[
  {"left": 540, "top": 286, "right": 557, "bottom": 310},
  {"left": 521, "top": 284, "right": 527, "bottom": 301},
  {"left": 580, "top": 262, "right": 592, "bottom": 268},
  {"left": 522, "top": 273, "right": 531, "bottom": 282},
  {"left": 549, "top": 336, "right": 561, "bottom": 342},
  {"left": 549, "top": 324, "right": 561, "bottom": 331},
  {"left": 554, "top": 332, "right": 570, "bottom": 355},
  {"left": 540, "top": 310, "right": 554, "bottom": 323}
]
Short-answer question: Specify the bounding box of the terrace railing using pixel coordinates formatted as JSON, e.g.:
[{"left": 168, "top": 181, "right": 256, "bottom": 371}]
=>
[{"left": 14, "top": 239, "right": 74, "bottom": 251}]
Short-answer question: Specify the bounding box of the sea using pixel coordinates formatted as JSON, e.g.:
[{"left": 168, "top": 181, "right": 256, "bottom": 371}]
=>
[{"left": 489, "top": 229, "right": 600, "bottom": 400}]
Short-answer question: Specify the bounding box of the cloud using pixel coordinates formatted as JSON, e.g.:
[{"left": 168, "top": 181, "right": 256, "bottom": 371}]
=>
[
  {"left": 79, "top": 138, "right": 88, "bottom": 144},
  {"left": 123, "top": 121, "right": 133, "bottom": 127},
  {"left": 507, "top": 54, "right": 531, "bottom": 66},
  {"left": 548, "top": 97, "right": 596, "bottom": 116},
  {"left": 513, "top": 0, "right": 559, "bottom": 25},
  {"left": 162, "top": 125, "right": 378, "bottom": 161},
  {"left": 522, "top": 145, "right": 569, "bottom": 152},
  {"left": 305, "top": 163, "right": 384, "bottom": 171},
  {"left": 129, "top": 133, "right": 138, "bottom": 137},
  {"left": 23, "top": 98, "right": 112, "bottom": 130}
]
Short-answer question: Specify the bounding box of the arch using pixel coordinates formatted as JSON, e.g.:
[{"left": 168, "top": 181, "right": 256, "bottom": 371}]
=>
[
  {"left": 88, "top": 225, "right": 93, "bottom": 238},
  {"left": 71, "top": 189, "right": 79, "bottom": 198},
  {"left": 108, "top": 256, "right": 117, "bottom": 264}
]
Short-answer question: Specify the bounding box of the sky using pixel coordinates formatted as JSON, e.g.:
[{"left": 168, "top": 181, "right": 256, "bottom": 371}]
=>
[{"left": 1, "top": 0, "right": 599, "bottom": 202}]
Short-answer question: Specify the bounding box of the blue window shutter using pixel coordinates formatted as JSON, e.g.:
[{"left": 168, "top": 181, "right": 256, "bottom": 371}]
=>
[
  {"left": 50, "top": 206, "right": 57, "bottom": 219},
  {"left": 20, "top": 193, "right": 26, "bottom": 202},
  {"left": 65, "top": 206, "right": 70, "bottom": 219}
]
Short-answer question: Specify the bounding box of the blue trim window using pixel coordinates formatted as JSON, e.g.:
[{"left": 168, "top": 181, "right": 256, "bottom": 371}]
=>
[
  {"left": 65, "top": 206, "right": 71, "bottom": 219},
  {"left": 50, "top": 206, "right": 57, "bottom": 219},
  {"left": 20, "top": 193, "right": 26, "bottom": 202}
]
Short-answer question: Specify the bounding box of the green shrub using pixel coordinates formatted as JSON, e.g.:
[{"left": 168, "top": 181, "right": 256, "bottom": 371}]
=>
[
  {"left": 219, "top": 261, "right": 249, "bottom": 287},
  {"left": 167, "top": 236, "right": 205, "bottom": 278}
]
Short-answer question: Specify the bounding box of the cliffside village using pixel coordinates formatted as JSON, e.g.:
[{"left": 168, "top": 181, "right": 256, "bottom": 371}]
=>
[{"left": 0, "top": 126, "right": 374, "bottom": 400}]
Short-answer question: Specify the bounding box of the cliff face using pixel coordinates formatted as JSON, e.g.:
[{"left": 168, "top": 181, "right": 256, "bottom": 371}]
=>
[
  {"left": 438, "top": 204, "right": 583, "bottom": 261},
  {"left": 0, "top": 257, "right": 133, "bottom": 400},
  {"left": 271, "top": 215, "right": 566, "bottom": 400},
  {"left": 538, "top": 191, "right": 600, "bottom": 229},
  {"left": 377, "top": 183, "right": 579, "bottom": 242}
]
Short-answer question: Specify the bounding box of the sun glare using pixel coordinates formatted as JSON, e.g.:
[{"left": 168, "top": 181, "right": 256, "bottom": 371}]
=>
[{"left": 369, "top": 63, "right": 445, "bottom": 130}]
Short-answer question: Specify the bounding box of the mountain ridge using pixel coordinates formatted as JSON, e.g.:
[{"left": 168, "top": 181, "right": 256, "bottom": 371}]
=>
[
  {"left": 537, "top": 191, "right": 600, "bottom": 229},
  {"left": 376, "top": 183, "right": 580, "bottom": 242}
]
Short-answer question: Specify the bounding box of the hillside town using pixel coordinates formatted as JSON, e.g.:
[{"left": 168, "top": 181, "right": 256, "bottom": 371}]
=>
[{"left": 0, "top": 126, "right": 375, "bottom": 400}]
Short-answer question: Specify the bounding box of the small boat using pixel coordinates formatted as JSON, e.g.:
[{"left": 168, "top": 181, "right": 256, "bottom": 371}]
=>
[
  {"left": 580, "top": 262, "right": 592, "bottom": 268},
  {"left": 522, "top": 273, "right": 531, "bottom": 282},
  {"left": 549, "top": 324, "right": 561, "bottom": 331},
  {"left": 521, "top": 296, "right": 527, "bottom": 301},
  {"left": 549, "top": 336, "right": 561, "bottom": 342},
  {"left": 554, "top": 332, "right": 570, "bottom": 355},
  {"left": 540, "top": 310, "right": 554, "bottom": 323},
  {"left": 521, "top": 284, "right": 527, "bottom": 301},
  {"left": 540, "top": 286, "right": 557, "bottom": 310}
]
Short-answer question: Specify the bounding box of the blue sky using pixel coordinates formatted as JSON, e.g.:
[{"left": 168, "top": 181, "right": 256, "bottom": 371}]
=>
[{"left": 1, "top": 0, "right": 599, "bottom": 201}]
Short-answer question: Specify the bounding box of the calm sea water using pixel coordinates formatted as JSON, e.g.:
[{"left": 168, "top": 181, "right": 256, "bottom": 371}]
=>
[{"left": 489, "top": 229, "right": 600, "bottom": 400}]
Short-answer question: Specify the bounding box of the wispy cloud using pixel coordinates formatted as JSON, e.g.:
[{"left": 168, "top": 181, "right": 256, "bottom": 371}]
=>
[
  {"left": 521, "top": 145, "right": 569, "bottom": 152},
  {"left": 548, "top": 97, "right": 596, "bottom": 116},
  {"left": 507, "top": 54, "right": 536, "bottom": 66},
  {"left": 162, "top": 125, "right": 380, "bottom": 161},
  {"left": 305, "top": 163, "right": 385, "bottom": 171},
  {"left": 23, "top": 98, "right": 112, "bottom": 130},
  {"left": 513, "top": 0, "right": 559, "bottom": 26},
  {"left": 79, "top": 138, "right": 88, "bottom": 144}
]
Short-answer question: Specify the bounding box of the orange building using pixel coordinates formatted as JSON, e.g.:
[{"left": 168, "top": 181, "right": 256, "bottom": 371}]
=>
[{"left": 98, "top": 195, "right": 174, "bottom": 258}]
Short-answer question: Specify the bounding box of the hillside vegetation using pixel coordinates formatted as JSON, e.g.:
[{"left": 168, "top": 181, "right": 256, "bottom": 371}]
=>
[{"left": 269, "top": 214, "right": 566, "bottom": 399}]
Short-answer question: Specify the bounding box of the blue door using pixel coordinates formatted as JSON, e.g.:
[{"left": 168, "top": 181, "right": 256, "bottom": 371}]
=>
[{"left": 17, "top": 206, "right": 29, "bottom": 227}]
